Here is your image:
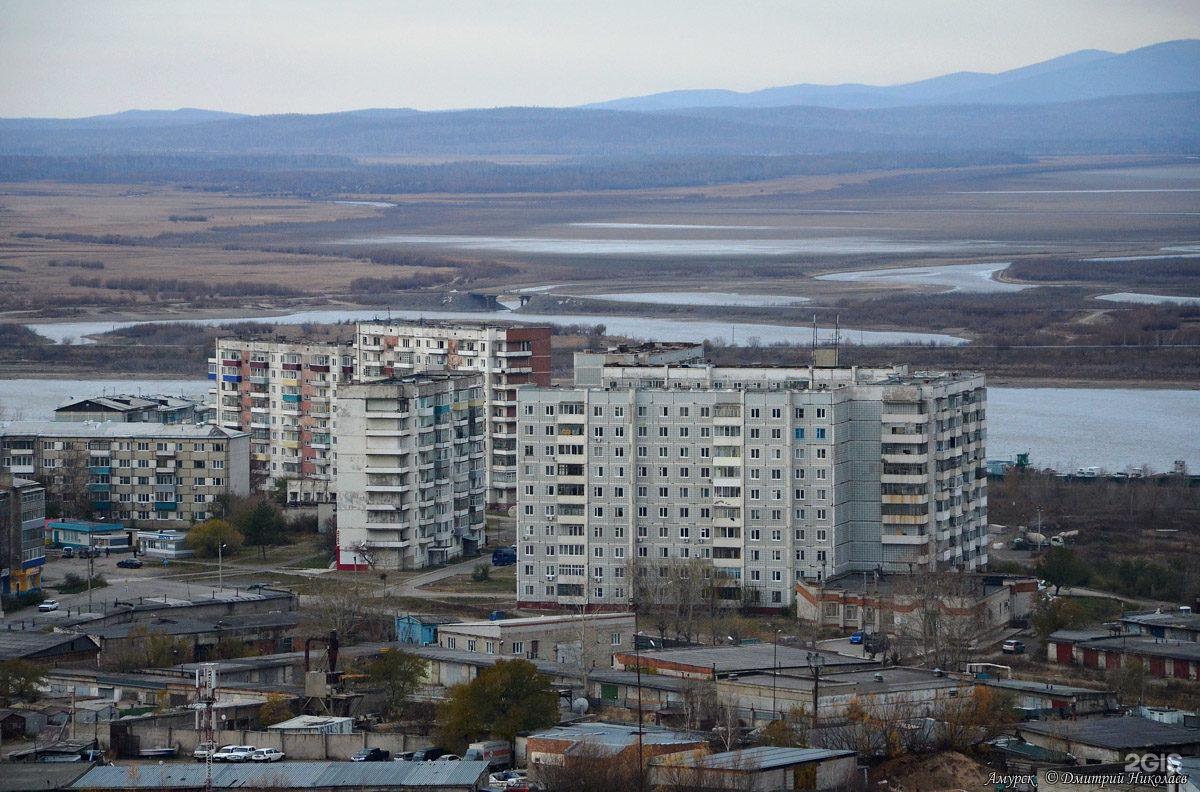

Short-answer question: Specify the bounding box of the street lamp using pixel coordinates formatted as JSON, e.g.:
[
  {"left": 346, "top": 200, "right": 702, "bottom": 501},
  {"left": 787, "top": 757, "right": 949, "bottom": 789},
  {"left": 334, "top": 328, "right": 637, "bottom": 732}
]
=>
[
  {"left": 806, "top": 651, "right": 826, "bottom": 730},
  {"left": 218, "top": 543, "right": 228, "bottom": 589}
]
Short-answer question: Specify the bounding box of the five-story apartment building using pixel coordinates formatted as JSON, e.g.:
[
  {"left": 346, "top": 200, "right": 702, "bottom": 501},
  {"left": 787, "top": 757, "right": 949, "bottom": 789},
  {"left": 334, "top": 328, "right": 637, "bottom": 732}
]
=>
[
  {"left": 335, "top": 373, "right": 487, "bottom": 570},
  {"left": 356, "top": 322, "right": 551, "bottom": 508},
  {"left": 515, "top": 364, "right": 986, "bottom": 611},
  {"left": 0, "top": 422, "right": 250, "bottom": 526}
]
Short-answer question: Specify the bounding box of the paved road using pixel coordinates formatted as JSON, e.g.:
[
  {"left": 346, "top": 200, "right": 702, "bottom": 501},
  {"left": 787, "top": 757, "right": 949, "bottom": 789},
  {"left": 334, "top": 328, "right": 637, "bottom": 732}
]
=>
[{"left": 1057, "top": 585, "right": 1179, "bottom": 610}]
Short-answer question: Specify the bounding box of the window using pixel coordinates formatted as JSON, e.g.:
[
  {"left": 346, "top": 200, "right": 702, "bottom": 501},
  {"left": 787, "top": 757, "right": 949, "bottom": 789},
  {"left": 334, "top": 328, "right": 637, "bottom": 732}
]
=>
[
  {"left": 512, "top": 641, "right": 524, "bottom": 655},
  {"left": 611, "top": 632, "right": 622, "bottom": 646},
  {"left": 815, "top": 428, "right": 827, "bottom": 439}
]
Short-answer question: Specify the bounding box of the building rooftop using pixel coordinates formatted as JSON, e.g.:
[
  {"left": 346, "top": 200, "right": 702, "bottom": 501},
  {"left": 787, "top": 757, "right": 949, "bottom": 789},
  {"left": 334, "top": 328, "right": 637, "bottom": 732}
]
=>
[
  {"left": 444, "top": 612, "right": 633, "bottom": 630},
  {"left": 54, "top": 394, "right": 203, "bottom": 414},
  {"left": 396, "top": 613, "right": 460, "bottom": 626},
  {"left": 0, "top": 631, "right": 98, "bottom": 660},
  {"left": 725, "top": 666, "right": 962, "bottom": 695},
  {"left": 670, "top": 746, "right": 856, "bottom": 771},
  {"left": 1018, "top": 716, "right": 1200, "bottom": 750},
  {"left": 358, "top": 318, "right": 551, "bottom": 332},
  {"left": 71, "top": 760, "right": 490, "bottom": 789},
  {"left": 621, "top": 643, "right": 869, "bottom": 675},
  {"left": 0, "top": 421, "right": 245, "bottom": 439},
  {"left": 1121, "top": 610, "right": 1200, "bottom": 630},
  {"left": 267, "top": 714, "right": 353, "bottom": 730},
  {"left": 0, "top": 763, "right": 90, "bottom": 791},
  {"left": 341, "top": 371, "right": 483, "bottom": 387},
  {"left": 79, "top": 610, "right": 298, "bottom": 640},
  {"left": 531, "top": 721, "right": 703, "bottom": 750},
  {"left": 48, "top": 519, "right": 127, "bottom": 533},
  {"left": 978, "top": 677, "right": 1113, "bottom": 697}
]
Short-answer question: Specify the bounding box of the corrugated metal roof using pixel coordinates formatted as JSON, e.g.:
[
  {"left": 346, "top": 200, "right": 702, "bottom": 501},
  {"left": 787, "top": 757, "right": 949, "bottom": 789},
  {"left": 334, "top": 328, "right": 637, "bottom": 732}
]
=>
[
  {"left": 72, "top": 760, "right": 490, "bottom": 789},
  {"left": 686, "top": 746, "right": 855, "bottom": 770}
]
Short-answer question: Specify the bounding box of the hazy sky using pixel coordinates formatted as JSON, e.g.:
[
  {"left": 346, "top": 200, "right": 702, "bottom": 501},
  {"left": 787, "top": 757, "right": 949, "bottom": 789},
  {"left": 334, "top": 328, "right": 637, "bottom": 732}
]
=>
[{"left": 3, "top": 0, "right": 1198, "bottom": 117}]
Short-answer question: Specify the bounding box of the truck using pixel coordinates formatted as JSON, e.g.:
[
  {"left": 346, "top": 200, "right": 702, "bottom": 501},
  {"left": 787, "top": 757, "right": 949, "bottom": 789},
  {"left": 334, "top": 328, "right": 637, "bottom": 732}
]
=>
[
  {"left": 463, "top": 740, "right": 512, "bottom": 770},
  {"left": 1050, "top": 530, "right": 1080, "bottom": 547}
]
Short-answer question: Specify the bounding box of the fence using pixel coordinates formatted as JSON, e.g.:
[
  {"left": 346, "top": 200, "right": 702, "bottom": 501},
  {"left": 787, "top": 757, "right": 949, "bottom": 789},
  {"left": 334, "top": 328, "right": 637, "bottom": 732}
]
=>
[{"left": 114, "top": 723, "right": 432, "bottom": 760}]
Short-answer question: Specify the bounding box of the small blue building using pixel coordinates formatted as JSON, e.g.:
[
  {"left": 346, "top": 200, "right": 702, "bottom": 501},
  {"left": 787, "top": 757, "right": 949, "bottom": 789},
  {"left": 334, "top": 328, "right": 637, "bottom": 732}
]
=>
[
  {"left": 395, "top": 613, "right": 457, "bottom": 646},
  {"left": 48, "top": 520, "right": 132, "bottom": 552}
]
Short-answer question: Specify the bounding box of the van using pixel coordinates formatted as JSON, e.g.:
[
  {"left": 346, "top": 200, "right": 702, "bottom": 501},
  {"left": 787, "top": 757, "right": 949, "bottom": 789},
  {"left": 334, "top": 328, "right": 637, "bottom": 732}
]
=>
[
  {"left": 463, "top": 740, "right": 511, "bottom": 770},
  {"left": 491, "top": 547, "right": 517, "bottom": 566}
]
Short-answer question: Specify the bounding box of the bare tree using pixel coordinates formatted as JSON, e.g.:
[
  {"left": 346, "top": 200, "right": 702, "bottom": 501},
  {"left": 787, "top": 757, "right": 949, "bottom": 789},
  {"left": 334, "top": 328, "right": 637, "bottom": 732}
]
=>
[{"left": 889, "top": 571, "right": 985, "bottom": 669}]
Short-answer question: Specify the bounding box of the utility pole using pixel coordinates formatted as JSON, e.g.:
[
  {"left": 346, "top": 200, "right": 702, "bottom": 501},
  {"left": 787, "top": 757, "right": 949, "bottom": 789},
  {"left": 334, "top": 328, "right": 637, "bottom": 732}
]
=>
[
  {"left": 772, "top": 630, "right": 781, "bottom": 721},
  {"left": 806, "top": 651, "right": 825, "bottom": 731},
  {"left": 86, "top": 534, "right": 95, "bottom": 614},
  {"left": 218, "top": 542, "right": 227, "bottom": 589}
]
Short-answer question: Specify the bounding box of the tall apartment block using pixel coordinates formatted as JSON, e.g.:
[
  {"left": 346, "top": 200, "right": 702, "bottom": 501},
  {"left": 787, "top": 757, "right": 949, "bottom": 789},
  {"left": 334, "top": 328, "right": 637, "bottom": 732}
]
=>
[
  {"left": 515, "top": 364, "right": 986, "bottom": 611},
  {"left": 335, "top": 373, "right": 487, "bottom": 570},
  {"left": 0, "top": 468, "right": 46, "bottom": 596},
  {"left": 572, "top": 342, "right": 705, "bottom": 386},
  {"left": 210, "top": 340, "right": 356, "bottom": 504},
  {"left": 0, "top": 422, "right": 250, "bottom": 526},
  {"left": 355, "top": 322, "right": 551, "bottom": 508}
]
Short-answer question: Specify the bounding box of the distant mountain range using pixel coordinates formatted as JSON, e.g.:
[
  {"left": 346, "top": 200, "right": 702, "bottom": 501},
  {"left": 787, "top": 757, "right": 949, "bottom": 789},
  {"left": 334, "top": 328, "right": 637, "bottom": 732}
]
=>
[
  {"left": 585, "top": 39, "right": 1200, "bottom": 110},
  {"left": 0, "top": 40, "right": 1196, "bottom": 162}
]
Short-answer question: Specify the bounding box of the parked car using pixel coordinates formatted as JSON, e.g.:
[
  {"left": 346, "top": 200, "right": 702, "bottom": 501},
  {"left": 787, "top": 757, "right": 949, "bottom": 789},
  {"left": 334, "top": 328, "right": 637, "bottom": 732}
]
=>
[
  {"left": 491, "top": 546, "right": 517, "bottom": 566},
  {"left": 1001, "top": 639, "right": 1026, "bottom": 655},
  {"left": 436, "top": 754, "right": 461, "bottom": 762},
  {"left": 489, "top": 770, "right": 527, "bottom": 788},
  {"left": 212, "top": 745, "right": 256, "bottom": 762},
  {"left": 116, "top": 558, "right": 143, "bottom": 569},
  {"left": 465, "top": 740, "right": 512, "bottom": 770},
  {"left": 350, "top": 747, "right": 391, "bottom": 762},
  {"left": 192, "top": 742, "right": 217, "bottom": 762},
  {"left": 849, "top": 632, "right": 864, "bottom": 645},
  {"left": 37, "top": 599, "right": 60, "bottom": 612},
  {"left": 60, "top": 547, "right": 75, "bottom": 559},
  {"left": 410, "top": 747, "right": 448, "bottom": 762},
  {"left": 249, "top": 748, "right": 285, "bottom": 763}
]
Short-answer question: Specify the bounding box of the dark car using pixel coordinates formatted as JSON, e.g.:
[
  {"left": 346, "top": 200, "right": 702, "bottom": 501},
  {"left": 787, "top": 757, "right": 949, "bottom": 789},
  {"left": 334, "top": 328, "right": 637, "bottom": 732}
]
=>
[
  {"left": 350, "top": 747, "right": 391, "bottom": 762},
  {"left": 491, "top": 547, "right": 517, "bottom": 566},
  {"left": 410, "top": 747, "right": 448, "bottom": 762},
  {"left": 116, "top": 558, "right": 143, "bottom": 569}
]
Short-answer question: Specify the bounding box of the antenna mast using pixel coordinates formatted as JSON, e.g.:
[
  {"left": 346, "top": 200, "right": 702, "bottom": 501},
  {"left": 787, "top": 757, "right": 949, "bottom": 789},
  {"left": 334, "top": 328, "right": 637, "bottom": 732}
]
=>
[{"left": 195, "top": 663, "right": 218, "bottom": 792}]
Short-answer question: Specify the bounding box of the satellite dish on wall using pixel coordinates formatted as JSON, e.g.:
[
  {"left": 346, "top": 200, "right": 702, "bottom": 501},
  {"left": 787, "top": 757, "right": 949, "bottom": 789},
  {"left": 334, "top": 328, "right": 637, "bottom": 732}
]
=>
[{"left": 571, "top": 697, "right": 589, "bottom": 715}]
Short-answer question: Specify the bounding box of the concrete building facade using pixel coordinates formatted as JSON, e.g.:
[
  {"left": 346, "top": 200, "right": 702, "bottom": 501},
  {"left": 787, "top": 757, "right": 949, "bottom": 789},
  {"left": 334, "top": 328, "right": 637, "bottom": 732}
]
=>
[
  {"left": 515, "top": 364, "right": 986, "bottom": 610},
  {"left": 211, "top": 339, "right": 356, "bottom": 504},
  {"left": 0, "top": 469, "right": 46, "bottom": 596},
  {"left": 335, "top": 373, "right": 487, "bottom": 570},
  {"left": 355, "top": 322, "right": 551, "bottom": 507},
  {"left": 0, "top": 422, "right": 250, "bottom": 526},
  {"left": 435, "top": 612, "right": 635, "bottom": 665}
]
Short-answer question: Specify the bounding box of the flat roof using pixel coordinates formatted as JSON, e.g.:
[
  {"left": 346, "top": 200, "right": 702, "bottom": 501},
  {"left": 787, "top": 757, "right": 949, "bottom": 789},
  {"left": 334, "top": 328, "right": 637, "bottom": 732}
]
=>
[
  {"left": 979, "top": 678, "right": 1112, "bottom": 697},
  {"left": 1121, "top": 610, "right": 1200, "bottom": 630},
  {"left": 624, "top": 644, "right": 869, "bottom": 674},
  {"left": 1019, "top": 717, "right": 1200, "bottom": 750},
  {"left": 81, "top": 611, "right": 298, "bottom": 640},
  {"left": 267, "top": 714, "right": 352, "bottom": 730},
  {"left": 445, "top": 612, "right": 633, "bottom": 629},
  {"left": 0, "top": 421, "right": 245, "bottom": 439},
  {"left": 0, "top": 631, "right": 97, "bottom": 660},
  {"left": 724, "top": 666, "right": 962, "bottom": 695},
  {"left": 72, "top": 760, "right": 490, "bottom": 789}
]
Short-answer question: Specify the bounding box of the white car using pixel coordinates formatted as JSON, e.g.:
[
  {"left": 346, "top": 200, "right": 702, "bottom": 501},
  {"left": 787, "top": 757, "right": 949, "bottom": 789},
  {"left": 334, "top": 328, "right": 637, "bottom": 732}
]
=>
[
  {"left": 249, "top": 747, "right": 285, "bottom": 763},
  {"left": 212, "top": 745, "right": 256, "bottom": 762},
  {"left": 435, "top": 754, "right": 461, "bottom": 762},
  {"left": 37, "top": 599, "right": 60, "bottom": 612}
]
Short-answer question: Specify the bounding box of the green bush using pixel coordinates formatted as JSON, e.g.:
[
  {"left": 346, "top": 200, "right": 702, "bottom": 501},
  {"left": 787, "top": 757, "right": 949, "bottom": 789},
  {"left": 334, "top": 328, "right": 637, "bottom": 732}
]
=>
[
  {"left": 1, "top": 589, "right": 46, "bottom": 612},
  {"left": 471, "top": 564, "right": 491, "bottom": 583}
]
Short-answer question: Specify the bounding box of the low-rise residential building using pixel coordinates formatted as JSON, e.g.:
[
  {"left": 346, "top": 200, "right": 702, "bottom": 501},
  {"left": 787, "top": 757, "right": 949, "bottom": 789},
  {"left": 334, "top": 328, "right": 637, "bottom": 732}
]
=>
[
  {"left": 435, "top": 612, "right": 636, "bottom": 665},
  {"left": 0, "top": 421, "right": 249, "bottom": 526},
  {"left": 211, "top": 338, "right": 356, "bottom": 504},
  {"left": 335, "top": 373, "right": 487, "bottom": 570},
  {"left": 976, "top": 677, "right": 1119, "bottom": 717},
  {"left": 515, "top": 363, "right": 987, "bottom": 611},
  {"left": 54, "top": 394, "right": 206, "bottom": 425},
  {"left": 650, "top": 746, "right": 859, "bottom": 792},
  {"left": 356, "top": 321, "right": 552, "bottom": 507},
  {"left": 1047, "top": 629, "right": 1200, "bottom": 680},
  {"left": 0, "top": 468, "right": 45, "bottom": 596}
]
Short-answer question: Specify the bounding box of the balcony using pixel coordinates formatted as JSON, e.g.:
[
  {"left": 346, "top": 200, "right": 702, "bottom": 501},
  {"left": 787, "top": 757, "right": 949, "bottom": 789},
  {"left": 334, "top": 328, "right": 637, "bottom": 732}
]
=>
[
  {"left": 87, "top": 465, "right": 111, "bottom": 475},
  {"left": 153, "top": 501, "right": 178, "bottom": 511}
]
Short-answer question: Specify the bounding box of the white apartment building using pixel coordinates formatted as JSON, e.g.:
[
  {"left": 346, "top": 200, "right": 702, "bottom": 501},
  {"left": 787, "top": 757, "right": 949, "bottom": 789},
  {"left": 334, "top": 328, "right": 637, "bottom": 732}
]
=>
[
  {"left": 335, "top": 373, "right": 488, "bottom": 570},
  {"left": 355, "top": 322, "right": 551, "bottom": 508},
  {"left": 0, "top": 421, "right": 250, "bottom": 526},
  {"left": 573, "top": 342, "right": 705, "bottom": 386},
  {"left": 515, "top": 364, "right": 987, "bottom": 611},
  {"left": 210, "top": 339, "right": 356, "bottom": 504}
]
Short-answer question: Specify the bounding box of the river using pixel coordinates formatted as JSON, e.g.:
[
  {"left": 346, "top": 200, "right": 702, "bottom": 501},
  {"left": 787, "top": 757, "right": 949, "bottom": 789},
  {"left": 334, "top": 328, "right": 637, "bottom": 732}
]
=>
[{"left": 2, "top": 379, "right": 1194, "bottom": 474}]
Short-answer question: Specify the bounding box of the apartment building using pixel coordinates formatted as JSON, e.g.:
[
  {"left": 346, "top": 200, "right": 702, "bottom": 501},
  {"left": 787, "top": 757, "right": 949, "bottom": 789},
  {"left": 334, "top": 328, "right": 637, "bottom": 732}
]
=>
[
  {"left": 0, "top": 469, "right": 46, "bottom": 596},
  {"left": 355, "top": 322, "right": 551, "bottom": 507},
  {"left": 0, "top": 422, "right": 250, "bottom": 526},
  {"left": 515, "top": 363, "right": 986, "bottom": 610},
  {"left": 335, "top": 373, "right": 487, "bottom": 570},
  {"left": 210, "top": 339, "right": 356, "bottom": 504}
]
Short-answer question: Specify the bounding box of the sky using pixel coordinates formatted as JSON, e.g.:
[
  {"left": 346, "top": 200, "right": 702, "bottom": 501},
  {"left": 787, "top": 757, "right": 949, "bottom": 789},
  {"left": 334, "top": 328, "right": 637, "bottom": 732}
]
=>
[{"left": 2, "top": 0, "right": 1199, "bottom": 117}]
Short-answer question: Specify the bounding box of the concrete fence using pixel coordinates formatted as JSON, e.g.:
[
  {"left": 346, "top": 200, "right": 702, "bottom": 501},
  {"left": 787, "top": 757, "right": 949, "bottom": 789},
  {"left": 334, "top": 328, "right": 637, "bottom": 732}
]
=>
[{"left": 120, "top": 724, "right": 432, "bottom": 760}]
